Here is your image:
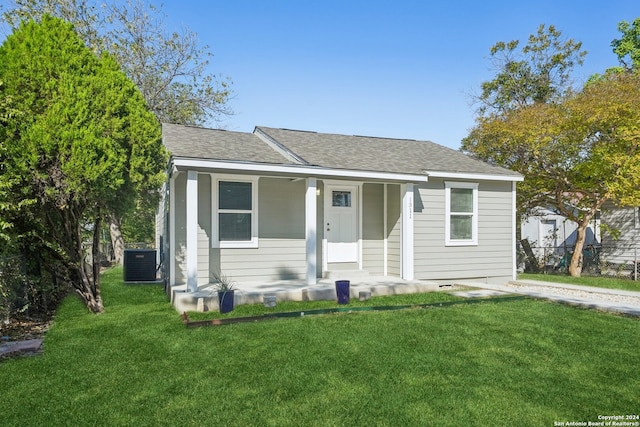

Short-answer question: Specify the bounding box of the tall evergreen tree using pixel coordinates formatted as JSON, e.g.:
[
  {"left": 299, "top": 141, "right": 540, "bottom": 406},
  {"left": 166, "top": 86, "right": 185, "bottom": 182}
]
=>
[
  {"left": 2, "top": 0, "right": 232, "bottom": 260},
  {"left": 0, "top": 16, "right": 166, "bottom": 312}
]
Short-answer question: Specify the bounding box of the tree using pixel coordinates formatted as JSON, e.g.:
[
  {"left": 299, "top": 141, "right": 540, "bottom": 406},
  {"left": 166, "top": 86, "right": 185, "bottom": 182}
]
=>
[
  {"left": 0, "top": 80, "right": 22, "bottom": 242},
  {"left": 2, "top": 0, "right": 233, "bottom": 262},
  {"left": 0, "top": 16, "right": 166, "bottom": 312},
  {"left": 2, "top": 0, "right": 232, "bottom": 125},
  {"left": 611, "top": 17, "right": 640, "bottom": 71},
  {"left": 476, "top": 24, "right": 586, "bottom": 115},
  {"left": 465, "top": 24, "right": 591, "bottom": 276},
  {"left": 463, "top": 72, "right": 640, "bottom": 277}
]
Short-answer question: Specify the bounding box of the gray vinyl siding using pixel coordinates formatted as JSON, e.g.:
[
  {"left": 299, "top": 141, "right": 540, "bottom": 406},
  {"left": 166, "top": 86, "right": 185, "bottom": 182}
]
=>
[
  {"left": 259, "top": 178, "right": 305, "bottom": 239},
  {"left": 171, "top": 172, "right": 218, "bottom": 285},
  {"left": 220, "top": 239, "right": 306, "bottom": 280},
  {"left": 197, "top": 174, "right": 212, "bottom": 283},
  {"left": 387, "top": 184, "right": 401, "bottom": 276},
  {"left": 170, "top": 171, "right": 516, "bottom": 285},
  {"left": 413, "top": 179, "right": 514, "bottom": 281},
  {"left": 601, "top": 203, "right": 640, "bottom": 264},
  {"left": 173, "top": 172, "right": 187, "bottom": 285},
  {"left": 219, "top": 177, "right": 307, "bottom": 281},
  {"left": 171, "top": 174, "right": 308, "bottom": 284},
  {"left": 362, "top": 183, "right": 384, "bottom": 275}
]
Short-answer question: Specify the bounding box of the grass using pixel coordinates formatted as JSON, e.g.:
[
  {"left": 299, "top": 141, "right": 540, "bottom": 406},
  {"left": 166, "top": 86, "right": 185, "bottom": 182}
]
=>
[
  {"left": 1, "top": 267, "right": 638, "bottom": 426},
  {"left": 518, "top": 272, "right": 640, "bottom": 292}
]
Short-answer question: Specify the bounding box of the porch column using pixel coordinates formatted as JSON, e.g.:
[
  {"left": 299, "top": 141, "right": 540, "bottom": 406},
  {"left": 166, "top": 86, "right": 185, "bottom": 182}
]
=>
[
  {"left": 169, "top": 173, "right": 176, "bottom": 286},
  {"left": 306, "top": 178, "right": 317, "bottom": 285},
  {"left": 511, "top": 181, "right": 517, "bottom": 281},
  {"left": 383, "top": 184, "right": 388, "bottom": 276},
  {"left": 186, "top": 170, "right": 198, "bottom": 292},
  {"left": 401, "top": 183, "right": 414, "bottom": 280}
]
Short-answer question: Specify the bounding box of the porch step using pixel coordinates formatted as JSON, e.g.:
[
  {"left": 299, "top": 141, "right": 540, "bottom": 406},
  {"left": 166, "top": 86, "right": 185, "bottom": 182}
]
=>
[{"left": 324, "top": 270, "right": 370, "bottom": 280}]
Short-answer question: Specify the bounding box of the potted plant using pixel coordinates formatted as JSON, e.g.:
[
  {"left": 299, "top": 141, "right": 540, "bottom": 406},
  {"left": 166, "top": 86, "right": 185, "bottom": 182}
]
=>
[{"left": 212, "top": 271, "right": 236, "bottom": 313}]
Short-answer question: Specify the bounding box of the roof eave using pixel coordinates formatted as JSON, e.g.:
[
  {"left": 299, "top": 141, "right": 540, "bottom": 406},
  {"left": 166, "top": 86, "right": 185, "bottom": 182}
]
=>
[
  {"left": 425, "top": 170, "right": 524, "bottom": 182},
  {"left": 170, "top": 157, "right": 429, "bottom": 182}
]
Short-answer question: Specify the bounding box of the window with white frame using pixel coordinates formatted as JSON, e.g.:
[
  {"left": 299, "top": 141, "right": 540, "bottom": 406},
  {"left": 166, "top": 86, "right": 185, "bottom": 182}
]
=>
[
  {"left": 445, "top": 182, "right": 478, "bottom": 246},
  {"left": 635, "top": 207, "right": 640, "bottom": 229},
  {"left": 214, "top": 177, "right": 258, "bottom": 248}
]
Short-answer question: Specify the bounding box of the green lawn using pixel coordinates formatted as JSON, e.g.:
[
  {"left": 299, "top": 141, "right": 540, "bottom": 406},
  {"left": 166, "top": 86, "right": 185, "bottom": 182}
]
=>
[
  {"left": 1, "top": 267, "right": 638, "bottom": 426},
  {"left": 518, "top": 272, "right": 640, "bottom": 292}
]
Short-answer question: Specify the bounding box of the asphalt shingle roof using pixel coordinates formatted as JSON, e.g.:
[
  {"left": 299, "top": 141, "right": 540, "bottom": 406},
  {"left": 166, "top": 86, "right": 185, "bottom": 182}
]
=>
[
  {"left": 256, "top": 127, "right": 520, "bottom": 177},
  {"left": 162, "top": 123, "right": 521, "bottom": 179},
  {"left": 162, "top": 123, "right": 293, "bottom": 165}
]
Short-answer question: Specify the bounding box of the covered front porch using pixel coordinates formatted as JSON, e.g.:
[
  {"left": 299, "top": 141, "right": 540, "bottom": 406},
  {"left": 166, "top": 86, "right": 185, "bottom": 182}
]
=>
[
  {"left": 167, "top": 167, "right": 424, "bottom": 292},
  {"left": 170, "top": 274, "right": 450, "bottom": 313}
]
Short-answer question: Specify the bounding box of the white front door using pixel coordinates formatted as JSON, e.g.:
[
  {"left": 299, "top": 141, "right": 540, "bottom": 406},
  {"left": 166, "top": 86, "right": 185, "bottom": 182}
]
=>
[{"left": 325, "top": 184, "right": 358, "bottom": 263}]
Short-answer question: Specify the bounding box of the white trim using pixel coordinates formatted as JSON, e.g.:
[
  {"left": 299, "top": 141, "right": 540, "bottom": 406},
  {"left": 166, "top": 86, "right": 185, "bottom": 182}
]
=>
[
  {"left": 211, "top": 174, "right": 259, "bottom": 249},
  {"left": 427, "top": 170, "right": 523, "bottom": 182},
  {"left": 401, "top": 183, "right": 414, "bottom": 280},
  {"left": 512, "top": 181, "right": 518, "bottom": 280},
  {"left": 306, "top": 178, "right": 317, "bottom": 285},
  {"left": 173, "top": 158, "right": 524, "bottom": 184},
  {"left": 186, "top": 170, "right": 198, "bottom": 292},
  {"left": 383, "top": 184, "right": 388, "bottom": 276},
  {"left": 358, "top": 183, "right": 363, "bottom": 271},
  {"left": 445, "top": 181, "right": 479, "bottom": 246},
  {"left": 169, "top": 173, "right": 176, "bottom": 286},
  {"left": 254, "top": 128, "right": 307, "bottom": 164},
  {"left": 172, "top": 158, "right": 429, "bottom": 183}
]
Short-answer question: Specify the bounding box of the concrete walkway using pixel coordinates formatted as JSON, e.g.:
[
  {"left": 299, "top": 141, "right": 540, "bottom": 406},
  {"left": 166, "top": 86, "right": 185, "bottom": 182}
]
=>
[{"left": 456, "top": 279, "right": 640, "bottom": 317}]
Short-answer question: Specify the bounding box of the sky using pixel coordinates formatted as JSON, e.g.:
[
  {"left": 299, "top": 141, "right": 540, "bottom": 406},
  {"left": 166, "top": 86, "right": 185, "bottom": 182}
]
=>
[
  {"left": 154, "top": 0, "right": 638, "bottom": 149},
  {"left": 2, "top": 0, "right": 639, "bottom": 149}
]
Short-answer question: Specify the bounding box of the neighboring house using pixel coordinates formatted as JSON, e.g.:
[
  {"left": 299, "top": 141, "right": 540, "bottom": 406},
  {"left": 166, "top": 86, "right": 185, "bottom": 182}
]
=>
[
  {"left": 600, "top": 202, "right": 640, "bottom": 265},
  {"left": 521, "top": 207, "right": 600, "bottom": 265},
  {"left": 157, "top": 123, "right": 523, "bottom": 297}
]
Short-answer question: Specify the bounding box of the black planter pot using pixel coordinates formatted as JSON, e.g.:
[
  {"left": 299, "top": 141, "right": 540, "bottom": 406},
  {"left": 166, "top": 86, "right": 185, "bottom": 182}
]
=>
[{"left": 218, "top": 290, "right": 235, "bottom": 313}]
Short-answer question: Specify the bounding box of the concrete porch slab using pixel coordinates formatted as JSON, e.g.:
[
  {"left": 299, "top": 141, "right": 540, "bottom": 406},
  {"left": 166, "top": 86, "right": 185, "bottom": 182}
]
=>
[
  {"left": 170, "top": 276, "right": 446, "bottom": 313},
  {"left": 452, "top": 289, "right": 509, "bottom": 298}
]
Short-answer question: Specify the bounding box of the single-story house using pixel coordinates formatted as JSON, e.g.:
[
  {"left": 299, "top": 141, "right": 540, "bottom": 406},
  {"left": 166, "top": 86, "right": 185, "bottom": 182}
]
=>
[
  {"left": 157, "top": 123, "right": 523, "bottom": 303},
  {"left": 521, "top": 206, "right": 600, "bottom": 267}
]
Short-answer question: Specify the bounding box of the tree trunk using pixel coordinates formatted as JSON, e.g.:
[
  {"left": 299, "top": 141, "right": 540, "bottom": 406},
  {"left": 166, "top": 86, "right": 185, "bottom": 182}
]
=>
[
  {"left": 110, "top": 215, "right": 125, "bottom": 265},
  {"left": 92, "top": 214, "right": 102, "bottom": 298},
  {"left": 75, "top": 267, "right": 104, "bottom": 313},
  {"left": 71, "top": 211, "right": 104, "bottom": 314},
  {"left": 568, "top": 223, "right": 588, "bottom": 277}
]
